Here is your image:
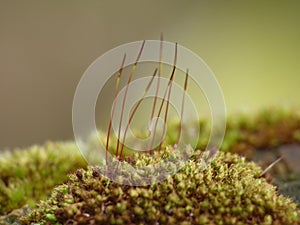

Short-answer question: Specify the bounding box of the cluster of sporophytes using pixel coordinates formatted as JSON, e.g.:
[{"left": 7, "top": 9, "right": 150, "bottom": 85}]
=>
[
  {"left": 0, "top": 142, "right": 86, "bottom": 214},
  {"left": 21, "top": 147, "right": 299, "bottom": 225}
]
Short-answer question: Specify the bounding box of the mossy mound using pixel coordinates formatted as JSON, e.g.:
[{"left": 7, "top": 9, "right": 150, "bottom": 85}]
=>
[
  {"left": 22, "top": 150, "right": 300, "bottom": 225},
  {"left": 221, "top": 108, "right": 300, "bottom": 155},
  {"left": 0, "top": 142, "right": 86, "bottom": 214},
  {"left": 1, "top": 108, "right": 300, "bottom": 224}
]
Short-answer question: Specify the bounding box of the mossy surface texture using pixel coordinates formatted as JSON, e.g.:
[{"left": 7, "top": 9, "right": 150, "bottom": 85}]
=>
[
  {"left": 221, "top": 109, "right": 300, "bottom": 154},
  {"left": 22, "top": 151, "right": 299, "bottom": 225},
  {"left": 0, "top": 142, "right": 86, "bottom": 215},
  {"left": 0, "top": 109, "right": 300, "bottom": 224}
]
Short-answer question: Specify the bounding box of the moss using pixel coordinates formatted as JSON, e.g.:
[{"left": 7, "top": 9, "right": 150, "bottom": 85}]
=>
[
  {"left": 0, "top": 141, "right": 86, "bottom": 214},
  {"left": 1, "top": 108, "right": 300, "bottom": 223},
  {"left": 21, "top": 148, "right": 299, "bottom": 225},
  {"left": 221, "top": 108, "right": 300, "bottom": 156}
]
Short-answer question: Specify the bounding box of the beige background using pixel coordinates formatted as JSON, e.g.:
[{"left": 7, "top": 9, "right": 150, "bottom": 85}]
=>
[{"left": 0, "top": 0, "right": 299, "bottom": 149}]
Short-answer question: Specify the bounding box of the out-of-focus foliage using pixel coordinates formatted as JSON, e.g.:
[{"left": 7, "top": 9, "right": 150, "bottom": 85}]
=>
[{"left": 0, "top": 142, "right": 86, "bottom": 214}]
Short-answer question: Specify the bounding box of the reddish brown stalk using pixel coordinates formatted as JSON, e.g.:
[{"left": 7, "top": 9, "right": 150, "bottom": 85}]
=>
[
  {"left": 105, "top": 54, "right": 126, "bottom": 174},
  {"left": 176, "top": 69, "right": 189, "bottom": 147},
  {"left": 148, "top": 34, "right": 163, "bottom": 143},
  {"left": 151, "top": 34, "right": 163, "bottom": 116},
  {"left": 149, "top": 42, "right": 178, "bottom": 152},
  {"left": 157, "top": 43, "right": 178, "bottom": 151},
  {"left": 118, "top": 68, "right": 158, "bottom": 160},
  {"left": 115, "top": 40, "right": 146, "bottom": 159}
]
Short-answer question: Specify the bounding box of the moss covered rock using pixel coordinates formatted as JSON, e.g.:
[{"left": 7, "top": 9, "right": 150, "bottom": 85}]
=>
[{"left": 22, "top": 149, "right": 299, "bottom": 225}]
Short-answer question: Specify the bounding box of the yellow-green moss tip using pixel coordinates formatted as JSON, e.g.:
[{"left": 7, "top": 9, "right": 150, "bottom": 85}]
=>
[{"left": 22, "top": 150, "right": 300, "bottom": 225}]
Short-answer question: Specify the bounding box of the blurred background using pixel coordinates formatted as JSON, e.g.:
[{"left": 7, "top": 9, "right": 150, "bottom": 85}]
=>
[{"left": 0, "top": 0, "right": 299, "bottom": 149}]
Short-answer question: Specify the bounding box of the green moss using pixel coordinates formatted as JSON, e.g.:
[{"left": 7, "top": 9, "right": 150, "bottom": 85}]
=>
[
  {"left": 221, "top": 108, "right": 300, "bottom": 154},
  {"left": 21, "top": 149, "right": 299, "bottom": 225},
  {"left": 0, "top": 141, "right": 87, "bottom": 214},
  {"left": 1, "top": 108, "right": 300, "bottom": 223}
]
